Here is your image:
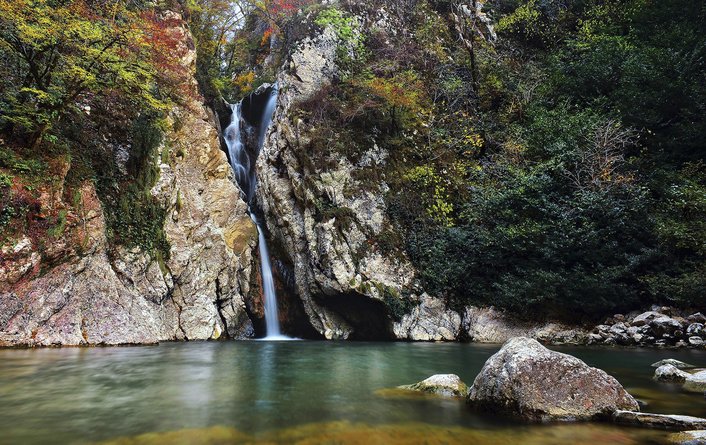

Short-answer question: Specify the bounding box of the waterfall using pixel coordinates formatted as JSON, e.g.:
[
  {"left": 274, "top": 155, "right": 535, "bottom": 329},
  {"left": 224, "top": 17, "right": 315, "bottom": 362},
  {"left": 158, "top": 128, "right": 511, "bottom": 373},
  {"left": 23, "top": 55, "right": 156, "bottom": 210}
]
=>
[
  {"left": 252, "top": 212, "right": 282, "bottom": 338},
  {"left": 225, "top": 85, "right": 288, "bottom": 340}
]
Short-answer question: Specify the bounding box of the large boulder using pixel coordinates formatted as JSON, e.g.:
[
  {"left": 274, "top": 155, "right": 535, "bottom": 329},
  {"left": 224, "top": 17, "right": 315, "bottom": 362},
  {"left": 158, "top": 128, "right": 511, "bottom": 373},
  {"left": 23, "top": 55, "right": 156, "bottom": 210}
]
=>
[
  {"left": 467, "top": 337, "right": 639, "bottom": 422},
  {"left": 398, "top": 374, "right": 469, "bottom": 398}
]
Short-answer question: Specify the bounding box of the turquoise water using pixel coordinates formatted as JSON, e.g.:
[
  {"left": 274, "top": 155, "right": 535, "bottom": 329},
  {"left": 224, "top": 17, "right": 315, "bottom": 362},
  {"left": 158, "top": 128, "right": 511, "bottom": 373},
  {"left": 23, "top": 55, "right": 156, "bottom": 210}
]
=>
[{"left": 0, "top": 341, "right": 704, "bottom": 444}]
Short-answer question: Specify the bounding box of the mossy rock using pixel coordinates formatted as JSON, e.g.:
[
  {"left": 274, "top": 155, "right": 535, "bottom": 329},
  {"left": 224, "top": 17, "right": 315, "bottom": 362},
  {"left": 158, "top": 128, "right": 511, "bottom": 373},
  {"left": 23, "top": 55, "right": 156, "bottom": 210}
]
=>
[{"left": 397, "top": 374, "right": 469, "bottom": 398}]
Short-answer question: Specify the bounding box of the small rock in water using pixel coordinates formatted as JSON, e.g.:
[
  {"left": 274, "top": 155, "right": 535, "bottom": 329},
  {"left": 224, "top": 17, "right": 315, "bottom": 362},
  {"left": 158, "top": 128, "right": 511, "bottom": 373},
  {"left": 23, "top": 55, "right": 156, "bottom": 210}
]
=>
[
  {"left": 654, "top": 364, "right": 690, "bottom": 383},
  {"left": 684, "top": 371, "right": 706, "bottom": 393},
  {"left": 398, "top": 374, "right": 469, "bottom": 398},
  {"left": 652, "top": 359, "right": 696, "bottom": 369}
]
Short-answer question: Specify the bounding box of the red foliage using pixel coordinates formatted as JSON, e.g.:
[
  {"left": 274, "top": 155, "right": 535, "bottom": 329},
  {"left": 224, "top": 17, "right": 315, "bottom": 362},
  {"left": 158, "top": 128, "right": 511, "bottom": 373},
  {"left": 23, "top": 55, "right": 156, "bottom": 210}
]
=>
[
  {"left": 266, "top": 0, "right": 315, "bottom": 26},
  {"left": 139, "top": 11, "right": 199, "bottom": 104}
]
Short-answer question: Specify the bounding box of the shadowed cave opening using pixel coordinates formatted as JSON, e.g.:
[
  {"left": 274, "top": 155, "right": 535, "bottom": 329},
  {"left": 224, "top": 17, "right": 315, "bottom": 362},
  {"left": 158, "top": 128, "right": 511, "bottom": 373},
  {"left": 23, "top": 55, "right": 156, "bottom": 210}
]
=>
[{"left": 314, "top": 292, "right": 396, "bottom": 341}]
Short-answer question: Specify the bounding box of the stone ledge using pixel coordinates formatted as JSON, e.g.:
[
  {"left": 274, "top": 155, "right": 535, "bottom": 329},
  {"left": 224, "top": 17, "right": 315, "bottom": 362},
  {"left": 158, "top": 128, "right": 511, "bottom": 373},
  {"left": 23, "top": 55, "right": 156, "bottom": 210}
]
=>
[{"left": 612, "top": 411, "right": 706, "bottom": 431}]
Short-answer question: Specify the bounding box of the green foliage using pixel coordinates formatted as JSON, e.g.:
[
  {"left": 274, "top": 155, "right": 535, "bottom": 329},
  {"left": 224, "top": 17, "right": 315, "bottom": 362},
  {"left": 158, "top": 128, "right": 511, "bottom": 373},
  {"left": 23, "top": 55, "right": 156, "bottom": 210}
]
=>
[
  {"left": 0, "top": 0, "right": 181, "bottom": 147},
  {"left": 315, "top": 8, "right": 360, "bottom": 45},
  {"left": 0, "top": 145, "right": 45, "bottom": 176},
  {"left": 644, "top": 163, "right": 706, "bottom": 306},
  {"left": 0, "top": 172, "right": 12, "bottom": 188},
  {"left": 338, "top": 0, "right": 698, "bottom": 320},
  {"left": 97, "top": 113, "right": 170, "bottom": 260},
  {"left": 403, "top": 166, "right": 454, "bottom": 227},
  {"left": 382, "top": 288, "right": 414, "bottom": 322},
  {"left": 48, "top": 209, "right": 68, "bottom": 238},
  {"left": 312, "top": 197, "right": 357, "bottom": 232}
]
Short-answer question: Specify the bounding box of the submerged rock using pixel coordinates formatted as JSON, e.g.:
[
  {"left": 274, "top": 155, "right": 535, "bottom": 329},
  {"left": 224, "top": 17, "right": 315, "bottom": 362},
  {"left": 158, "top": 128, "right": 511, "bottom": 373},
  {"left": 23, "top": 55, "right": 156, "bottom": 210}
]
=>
[
  {"left": 670, "top": 430, "right": 706, "bottom": 444},
  {"left": 683, "top": 371, "right": 706, "bottom": 393},
  {"left": 654, "top": 365, "right": 690, "bottom": 383},
  {"left": 398, "top": 374, "right": 469, "bottom": 398},
  {"left": 467, "top": 337, "right": 639, "bottom": 422},
  {"left": 98, "top": 421, "right": 667, "bottom": 445},
  {"left": 612, "top": 411, "right": 706, "bottom": 431}
]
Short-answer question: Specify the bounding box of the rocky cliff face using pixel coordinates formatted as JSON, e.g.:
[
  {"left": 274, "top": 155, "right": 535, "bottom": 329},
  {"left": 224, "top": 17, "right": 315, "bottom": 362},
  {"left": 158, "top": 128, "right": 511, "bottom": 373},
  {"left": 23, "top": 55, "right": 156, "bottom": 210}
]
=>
[
  {"left": 249, "top": 7, "right": 598, "bottom": 344},
  {"left": 254, "top": 24, "right": 421, "bottom": 340},
  {"left": 0, "top": 14, "right": 258, "bottom": 346}
]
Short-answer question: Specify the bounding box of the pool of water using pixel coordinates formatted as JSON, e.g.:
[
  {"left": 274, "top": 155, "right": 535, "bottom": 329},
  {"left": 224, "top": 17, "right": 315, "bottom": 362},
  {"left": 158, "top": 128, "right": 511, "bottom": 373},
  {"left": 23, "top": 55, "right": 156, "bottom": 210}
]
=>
[{"left": 0, "top": 341, "right": 704, "bottom": 444}]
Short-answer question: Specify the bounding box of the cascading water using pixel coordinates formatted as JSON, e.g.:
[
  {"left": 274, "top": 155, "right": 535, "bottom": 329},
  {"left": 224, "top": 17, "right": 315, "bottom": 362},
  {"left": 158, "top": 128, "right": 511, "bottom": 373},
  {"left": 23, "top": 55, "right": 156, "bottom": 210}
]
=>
[{"left": 224, "top": 85, "right": 289, "bottom": 340}]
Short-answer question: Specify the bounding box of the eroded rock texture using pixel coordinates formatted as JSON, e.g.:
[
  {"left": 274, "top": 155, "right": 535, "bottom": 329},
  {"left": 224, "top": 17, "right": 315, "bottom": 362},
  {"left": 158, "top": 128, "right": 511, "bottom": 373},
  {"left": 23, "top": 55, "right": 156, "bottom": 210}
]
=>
[
  {"left": 468, "top": 337, "right": 639, "bottom": 421},
  {"left": 0, "top": 15, "right": 257, "bottom": 346},
  {"left": 255, "top": 21, "right": 421, "bottom": 340}
]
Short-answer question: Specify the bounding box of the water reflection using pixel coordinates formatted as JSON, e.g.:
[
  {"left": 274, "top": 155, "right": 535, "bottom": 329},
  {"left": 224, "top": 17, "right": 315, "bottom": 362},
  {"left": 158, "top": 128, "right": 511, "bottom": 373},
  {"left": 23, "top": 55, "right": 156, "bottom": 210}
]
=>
[{"left": 0, "top": 342, "right": 703, "bottom": 444}]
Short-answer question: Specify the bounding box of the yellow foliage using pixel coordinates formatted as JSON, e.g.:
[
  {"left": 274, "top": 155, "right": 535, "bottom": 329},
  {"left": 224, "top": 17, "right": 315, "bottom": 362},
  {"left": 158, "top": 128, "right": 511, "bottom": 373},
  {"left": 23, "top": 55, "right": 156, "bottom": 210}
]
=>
[
  {"left": 404, "top": 165, "right": 455, "bottom": 227},
  {"left": 233, "top": 71, "right": 256, "bottom": 94}
]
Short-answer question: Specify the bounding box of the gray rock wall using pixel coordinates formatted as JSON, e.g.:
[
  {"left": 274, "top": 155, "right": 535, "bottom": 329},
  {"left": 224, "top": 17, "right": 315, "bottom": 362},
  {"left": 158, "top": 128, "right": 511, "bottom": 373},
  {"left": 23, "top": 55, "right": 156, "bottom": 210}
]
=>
[{"left": 0, "top": 15, "right": 258, "bottom": 346}]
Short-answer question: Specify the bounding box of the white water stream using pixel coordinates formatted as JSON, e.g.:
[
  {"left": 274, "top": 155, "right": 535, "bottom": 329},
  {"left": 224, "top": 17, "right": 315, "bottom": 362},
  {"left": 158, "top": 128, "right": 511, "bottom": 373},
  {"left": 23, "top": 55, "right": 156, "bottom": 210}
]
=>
[{"left": 224, "top": 85, "right": 289, "bottom": 340}]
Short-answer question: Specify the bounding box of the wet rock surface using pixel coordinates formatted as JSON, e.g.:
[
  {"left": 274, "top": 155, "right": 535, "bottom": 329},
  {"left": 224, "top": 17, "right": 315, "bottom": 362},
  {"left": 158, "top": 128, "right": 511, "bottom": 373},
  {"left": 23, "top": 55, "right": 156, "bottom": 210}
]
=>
[
  {"left": 653, "top": 359, "right": 697, "bottom": 369},
  {"left": 683, "top": 371, "right": 706, "bottom": 393},
  {"left": 612, "top": 411, "right": 706, "bottom": 431},
  {"left": 467, "top": 337, "right": 639, "bottom": 421}
]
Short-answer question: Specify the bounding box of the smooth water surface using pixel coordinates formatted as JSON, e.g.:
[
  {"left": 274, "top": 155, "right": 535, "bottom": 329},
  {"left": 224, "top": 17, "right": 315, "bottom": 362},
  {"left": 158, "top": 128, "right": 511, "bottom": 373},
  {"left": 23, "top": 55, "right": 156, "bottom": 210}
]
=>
[{"left": 0, "top": 342, "right": 704, "bottom": 444}]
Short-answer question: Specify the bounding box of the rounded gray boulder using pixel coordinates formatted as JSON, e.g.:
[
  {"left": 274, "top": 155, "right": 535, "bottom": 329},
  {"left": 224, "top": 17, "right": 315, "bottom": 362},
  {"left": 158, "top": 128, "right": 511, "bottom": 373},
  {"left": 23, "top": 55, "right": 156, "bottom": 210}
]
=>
[{"left": 467, "top": 337, "right": 640, "bottom": 422}]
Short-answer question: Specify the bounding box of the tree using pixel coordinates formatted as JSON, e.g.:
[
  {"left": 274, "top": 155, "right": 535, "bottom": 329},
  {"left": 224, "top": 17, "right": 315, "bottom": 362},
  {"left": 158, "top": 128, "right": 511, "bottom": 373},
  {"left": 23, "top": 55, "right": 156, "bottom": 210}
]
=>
[{"left": 0, "top": 0, "right": 180, "bottom": 147}]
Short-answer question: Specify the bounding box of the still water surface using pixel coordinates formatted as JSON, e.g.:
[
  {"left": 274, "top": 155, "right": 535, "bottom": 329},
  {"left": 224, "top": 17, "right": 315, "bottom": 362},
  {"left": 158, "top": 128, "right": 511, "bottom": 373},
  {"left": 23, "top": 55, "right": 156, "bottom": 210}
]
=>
[{"left": 0, "top": 341, "right": 705, "bottom": 444}]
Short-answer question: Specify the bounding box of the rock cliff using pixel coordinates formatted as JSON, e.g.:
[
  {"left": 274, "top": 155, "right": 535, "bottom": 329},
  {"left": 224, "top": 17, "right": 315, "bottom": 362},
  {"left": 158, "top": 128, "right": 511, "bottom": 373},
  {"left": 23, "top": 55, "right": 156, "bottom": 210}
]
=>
[
  {"left": 0, "top": 14, "right": 258, "bottom": 346},
  {"left": 255, "top": 19, "right": 421, "bottom": 340}
]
